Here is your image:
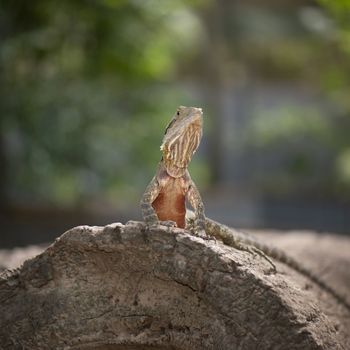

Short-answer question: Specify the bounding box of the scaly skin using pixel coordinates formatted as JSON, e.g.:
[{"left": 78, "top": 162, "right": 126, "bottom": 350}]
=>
[
  {"left": 140, "top": 106, "right": 206, "bottom": 237},
  {"left": 141, "top": 106, "right": 350, "bottom": 312}
]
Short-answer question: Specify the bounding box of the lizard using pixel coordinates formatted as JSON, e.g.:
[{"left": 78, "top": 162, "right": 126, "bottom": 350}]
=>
[{"left": 140, "top": 105, "right": 350, "bottom": 312}]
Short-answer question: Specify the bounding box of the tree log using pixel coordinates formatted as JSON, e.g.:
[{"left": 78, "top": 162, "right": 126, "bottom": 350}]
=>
[{"left": 0, "top": 221, "right": 349, "bottom": 349}]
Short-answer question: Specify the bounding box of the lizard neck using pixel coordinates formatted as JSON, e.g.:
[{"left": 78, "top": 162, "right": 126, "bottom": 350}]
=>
[{"left": 160, "top": 158, "right": 187, "bottom": 178}]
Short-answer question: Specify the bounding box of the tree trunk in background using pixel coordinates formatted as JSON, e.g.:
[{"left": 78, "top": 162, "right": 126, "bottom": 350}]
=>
[
  {"left": 0, "top": 221, "right": 349, "bottom": 349},
  {"left": 198, "top": 1, "right": 228, "bottom": 185},
  {"left": 198, "top": 0, "right": 247, "bottom": 186}
]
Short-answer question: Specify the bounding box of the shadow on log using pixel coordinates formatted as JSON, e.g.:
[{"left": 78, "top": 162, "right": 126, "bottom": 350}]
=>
[{"left": 0, "top": 221, "right": 349, "bottom": 349}]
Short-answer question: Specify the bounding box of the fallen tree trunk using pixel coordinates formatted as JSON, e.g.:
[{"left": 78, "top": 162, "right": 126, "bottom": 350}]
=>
[{"left": 0, "top": 221, "right": 349, "bottom": 349}]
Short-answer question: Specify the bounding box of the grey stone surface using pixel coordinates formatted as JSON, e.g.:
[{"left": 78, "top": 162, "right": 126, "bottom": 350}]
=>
[{"left": 0, "top": 222, "right": 349, "bottom": 349}]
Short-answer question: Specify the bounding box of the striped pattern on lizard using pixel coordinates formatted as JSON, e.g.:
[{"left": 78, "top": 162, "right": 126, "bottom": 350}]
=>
[{"left": 141, "top": 106, "right": 206, "bottom": 236}]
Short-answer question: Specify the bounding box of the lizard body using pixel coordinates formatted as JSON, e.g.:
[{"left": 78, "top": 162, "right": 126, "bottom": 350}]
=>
[
  {"left": 141, "top": 106, "right": 206, "bottom": 236},
  {"left": 141, "top": 106, "right": 350, "bottom": 312},
  {"left": 150, "top": 162, "right": 188, "bottom": 228}
]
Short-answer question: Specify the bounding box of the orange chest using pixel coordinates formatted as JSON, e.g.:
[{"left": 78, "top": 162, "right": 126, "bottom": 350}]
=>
[{"left": 152, "top": 176, "right": 188, "bottom": 228}]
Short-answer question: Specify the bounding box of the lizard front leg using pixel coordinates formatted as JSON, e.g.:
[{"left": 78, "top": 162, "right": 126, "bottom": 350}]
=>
[
  {"left": 140, "top": 176, "right": 161, "bottom": 225},
  {"left": 141, "top": 175, "right": 177, "bottom": 228},
  {"left": 186, "top": 180, "right": 207, "bottom": 238}
]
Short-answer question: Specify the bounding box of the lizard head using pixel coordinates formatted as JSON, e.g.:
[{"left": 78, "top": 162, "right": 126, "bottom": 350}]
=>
[{"left": 161, "top": 106, "right": 203, "bottom": 177}]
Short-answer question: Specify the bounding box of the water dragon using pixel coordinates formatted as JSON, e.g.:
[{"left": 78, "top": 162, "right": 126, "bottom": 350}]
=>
[{"left": 140, "top": 105, "right": 350, "bottom": 312}]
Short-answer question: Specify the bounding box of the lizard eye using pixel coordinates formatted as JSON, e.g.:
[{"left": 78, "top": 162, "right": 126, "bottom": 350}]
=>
[{"left": 176, "top": 111, "right": 180, "bottom": 116}]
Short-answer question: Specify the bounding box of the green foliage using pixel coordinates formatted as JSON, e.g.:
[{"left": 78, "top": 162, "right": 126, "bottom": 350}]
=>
[
  {"left": 317, "top": 0, "right": 350, "bottom": 192},
  {"left": 319, "top": 0, "right": 350, "bottom": 19},
  {"left": 247, "top": 107, "right": 333, "bottom": 148},
  {"left": 238, "top": 1, "right": 350, "bottom": 197},
  {"left": 0, "top": 0, "right": 205, "bottom": 206},
  {"left": 3, "top": 0, "right": 350, "bottom": 207},
  {"left": 244, "top": 105, "right": 350, "bottom": 196},
  {"left": 336, "top": 148, "right": 350, "bottom": 188}
]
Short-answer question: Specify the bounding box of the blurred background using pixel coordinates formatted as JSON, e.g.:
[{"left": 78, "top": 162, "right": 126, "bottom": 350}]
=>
[{"left": 1, "top": 0, "right": 350, "bottom": 249}]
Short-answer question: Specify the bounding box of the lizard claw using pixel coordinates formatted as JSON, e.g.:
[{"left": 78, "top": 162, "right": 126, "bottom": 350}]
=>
[
  {"left": 159, "top": 220, "right": 178, "bottom": 228},
  {"left": 145, "top": 220, "right": 177, "bottom": 232},
  {"left": 265, "top": 266, "right": 277, "bottom": 275},
  {"left": 195, "top": 229, "right": 207, "bottom": 238},
  {"left": 194, "top": 229, "right": 215, "bottom": 241}
]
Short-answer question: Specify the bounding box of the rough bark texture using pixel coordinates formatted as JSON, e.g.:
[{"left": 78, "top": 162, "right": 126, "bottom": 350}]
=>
[{"left": 0, "top": 221, "right": 349, "bottom": 350}]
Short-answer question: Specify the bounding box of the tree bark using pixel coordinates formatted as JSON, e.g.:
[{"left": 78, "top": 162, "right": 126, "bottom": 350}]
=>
[{"left": 0, "top": 222, "right": 349, "bottom": 350}]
